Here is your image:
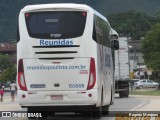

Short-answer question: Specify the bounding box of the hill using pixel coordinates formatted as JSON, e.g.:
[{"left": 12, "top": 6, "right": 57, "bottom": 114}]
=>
[{"left": 0, "top": 0, "right": 160, "bottom": 42}]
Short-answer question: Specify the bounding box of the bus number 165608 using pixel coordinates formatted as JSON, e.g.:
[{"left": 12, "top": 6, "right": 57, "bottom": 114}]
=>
[{"left": 69, "top": 84, "right": 84, "bottom": 88}]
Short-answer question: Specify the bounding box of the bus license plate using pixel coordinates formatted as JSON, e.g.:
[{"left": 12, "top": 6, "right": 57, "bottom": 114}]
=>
[{"left": 50, "top": 95, "right": 63, "bottom": 100}]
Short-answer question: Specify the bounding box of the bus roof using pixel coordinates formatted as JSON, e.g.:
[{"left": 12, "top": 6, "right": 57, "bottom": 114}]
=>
[{"left": 21, "top": 3, "right": 107, "bottom": 22}]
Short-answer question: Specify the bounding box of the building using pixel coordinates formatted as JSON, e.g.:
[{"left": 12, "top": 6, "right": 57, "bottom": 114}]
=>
[
  {"left": 128, "top": 39, "right": 144, "bottom": 69},
  {"left": 128, "top": 39, "right": 153, "bottom": 79},
  {"left": 0, "top": 43, "right": 16, "bottom": 64}
]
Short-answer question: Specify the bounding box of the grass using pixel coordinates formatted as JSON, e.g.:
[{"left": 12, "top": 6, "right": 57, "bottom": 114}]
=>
[{"left": 130, "top": 89, "right": 160, "bottom": 96}]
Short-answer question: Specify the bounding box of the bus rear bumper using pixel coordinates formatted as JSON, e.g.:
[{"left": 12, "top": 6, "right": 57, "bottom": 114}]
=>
[{"left": 17, "top": 89, "right": 98, "bottom": 107}]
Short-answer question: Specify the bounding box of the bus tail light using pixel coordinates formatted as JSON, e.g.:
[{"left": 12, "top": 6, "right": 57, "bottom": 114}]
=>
[
  {"left": 87, "top": 58, "right": 96, "bottom": 90},
  {"left": 18, "top": 59, "right": 27, "bottom": 91}
]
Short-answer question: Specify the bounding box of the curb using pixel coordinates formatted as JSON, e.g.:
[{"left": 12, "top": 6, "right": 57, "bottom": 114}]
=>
[
  {"left": 130, "top": 99, "right": 150, "bottom": 111},
  {"left": 129, "top": 95, "right": 160, "bottom": 99}
]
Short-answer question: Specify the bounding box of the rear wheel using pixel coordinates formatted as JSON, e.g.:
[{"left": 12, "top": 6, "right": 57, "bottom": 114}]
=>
[
  {"left": 119, "top": 91, "right": 129, "bottom": 98},
  {"left": 102, "top": 89, "right": 111, "bottom": 115},
  {"left": 119, "top": 92, "right": 123, "bottom": 98},
  {"left": 92, "top": 89, "right": 103, "bottom": 119},
  {"left": 102, "top": 105, "right": 109, "bottom": 115},
  {"left": 92, "top": 107, "right": 102, "bottom": 119}
]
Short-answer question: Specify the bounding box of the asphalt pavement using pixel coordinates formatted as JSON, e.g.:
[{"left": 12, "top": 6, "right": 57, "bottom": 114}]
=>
[
  {"left": 1, "top": 93, "right": 160, "bottom": 111},
  {"left": 0, "top": 93, "right": 160, "bottom": 120},
  {"left": 130, "top": 95, "right": 160, "bottom": 111},
  {"left": 0, "top": 93, "right": 21, "bottom": 111}
]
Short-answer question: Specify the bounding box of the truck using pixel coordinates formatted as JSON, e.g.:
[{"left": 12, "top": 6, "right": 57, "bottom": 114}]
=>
[{"left": 114, "top": 36, "right": 130, "bottom": 98}]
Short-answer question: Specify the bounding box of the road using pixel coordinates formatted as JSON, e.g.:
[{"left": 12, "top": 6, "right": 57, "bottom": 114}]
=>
[{"left": 0, "top": 93, "right": 154, "bottom": 120}]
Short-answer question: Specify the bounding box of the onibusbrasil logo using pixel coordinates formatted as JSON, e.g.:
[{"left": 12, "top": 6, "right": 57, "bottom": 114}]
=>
[{"left": 1, "top": 112, "right": 42, "bottom": 118}]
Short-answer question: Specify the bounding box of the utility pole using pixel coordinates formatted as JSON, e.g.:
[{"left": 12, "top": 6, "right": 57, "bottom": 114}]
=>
[
  {"left": 118, "top": 50, "right": 120, "bottom": 80},
  {"left": 134, "top": 46, "right": 137, "bottom": 70}
]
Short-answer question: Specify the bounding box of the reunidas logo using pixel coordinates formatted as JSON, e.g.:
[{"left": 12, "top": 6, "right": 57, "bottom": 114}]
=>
[{"left": 40, "top": 39, "right": 73, "bottom": 46}]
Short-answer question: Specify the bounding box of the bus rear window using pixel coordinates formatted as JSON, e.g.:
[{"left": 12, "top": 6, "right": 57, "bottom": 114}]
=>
[{"left": 25, "top": 11, "right": 87, "bottom": 39}]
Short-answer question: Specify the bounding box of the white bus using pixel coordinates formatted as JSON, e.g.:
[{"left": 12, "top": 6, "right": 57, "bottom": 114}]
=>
[{"left": 17, "top": 3, "right": 119, "bottom": 118}]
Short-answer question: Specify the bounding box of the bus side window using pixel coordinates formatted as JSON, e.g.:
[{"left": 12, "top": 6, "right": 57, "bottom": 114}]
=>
[
  {"left": 17, "top": 24, "right": 20, "bottom": 42},
  {"left": 103, "top": 22, "right": 110, "bottom": 47},
  {"left": 95, "top": 17, "right": 103, "bottom": 45},
  {"left": 92, "top": 15, "right": 110, "bottom": 48},
  {"left": 92, "top": 20, "right": 97, "bottom": 42},
  {"left": 92, "top": 15, "right": 103, "bottom": 44}
]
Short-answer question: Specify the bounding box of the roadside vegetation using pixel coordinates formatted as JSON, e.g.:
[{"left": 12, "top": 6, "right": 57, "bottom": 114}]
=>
[
  {"left": 130, "top": 89, "right": 160, "bottom": 96},
  {"left": 141, "top": 23, "right": 160, "bottom": 72},
  {"left": 108, "top": 10, "right": 160, "bottom": 40}
]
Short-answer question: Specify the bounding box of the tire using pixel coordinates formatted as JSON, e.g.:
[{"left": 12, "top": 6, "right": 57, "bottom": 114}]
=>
[
  {"left": 92, "top": 107, "right": 102, "bottom": 119},
  {"left": 102, "top": 105, "right": 109, "bottom": 115},
  {"left": 92, "top": 88, "right": 103, "bottom": 119},
  {"left": 124, "top": 90, "right": 129, "bottom": 98},
  {"left": 119, "top": 91, "right": 129, "bottom": 98},
  {"left": 139, "top": 85, "right": 143, "bottom": 89},
  {"left": 102, "top": 88, "right": 111, "bottom": 115},
  {"left": 110, "top": 87, "right": 114, "bottom": 105},
  {"left": 155, "top": 85, "right": 158, "bottom": 89},
  {"left": 119, "top": 92, "right": 123, "bottom": 98},
  {"left": 123, "top": 93, "right": 129, "bottom": 98}
]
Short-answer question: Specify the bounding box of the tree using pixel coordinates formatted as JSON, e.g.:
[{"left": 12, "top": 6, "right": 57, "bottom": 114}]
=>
[
  {"left": 108, "top": 11, "right": 155, "bottom": 40},
  {"left": 141, "top": 23, "right": 160, "bottom": 71},
  {"left": 1, "top": 66, "right": 17, "bottom": 82},
  {"left": 0, "top": 54, "right": 16, "bottom": 83},
  {"left": 0, "top": 54, "right": 11, "bottom": 72},
  {"left": 155, "top": 11, "right": 160, "bottom": 19}
]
